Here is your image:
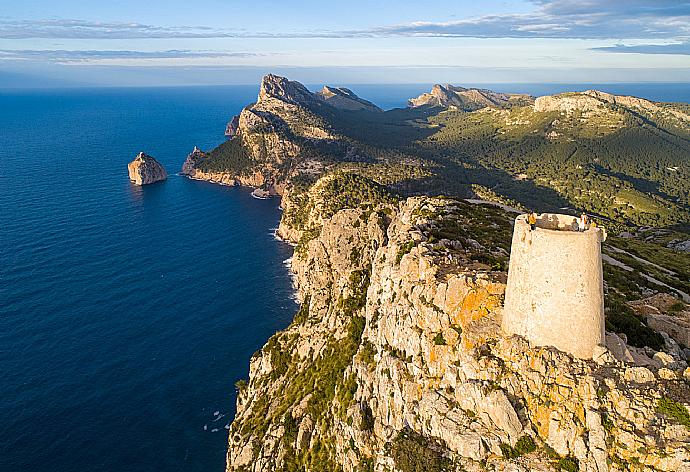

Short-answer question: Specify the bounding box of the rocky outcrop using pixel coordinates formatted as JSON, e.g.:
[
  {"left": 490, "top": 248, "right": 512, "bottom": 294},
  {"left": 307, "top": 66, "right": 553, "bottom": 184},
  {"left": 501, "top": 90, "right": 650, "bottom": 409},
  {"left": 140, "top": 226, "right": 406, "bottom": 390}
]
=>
[
  {"left": 180, "top": 146, "right": 205, "bottom": 176},
  {"left": 258, "top": 74, "right": 319, "bottom": 106},
  {"left": 409, "top": 84, "right": 533, "bottom": 110},
  {"left": 315, "top": 86, "right": 381, "bottom": 112},
  {"left": 181, "top": 74, "right": 352, "bottom": 192},
  {"left": 227, "top": 180, "right": 690, "bottom": 472},
  {"left": 225, "top": 115, "right": 240, "bottom": 139},
  {"left": 127, "top": 152, "right": 167, "bottom": 185},
  {"left": 534, "top": 93, "right": 607, "bottom": 114},
  {"left": 534, "top": 90, "right": 690, "bottom": 125},
  {"left": 630, "top": 294, "right": 690, "bottom": 348}
]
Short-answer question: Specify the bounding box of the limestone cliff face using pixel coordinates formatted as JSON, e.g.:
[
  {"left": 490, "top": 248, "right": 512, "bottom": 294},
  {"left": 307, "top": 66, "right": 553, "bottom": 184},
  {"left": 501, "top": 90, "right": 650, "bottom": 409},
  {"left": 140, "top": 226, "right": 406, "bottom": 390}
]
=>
[
  {"left": 227, "top": 182, "right": 690, "bottom": 472},
  {"left": 127, "top": 152, "right": 167, "bottom": 185},
  {"left": 181, "top": 74, "right": 365, "bottom": 192},
  {"left": 409, "top": 84, "right": 533, "bottom": 110},
  {"left": 534, "top": 91, "right": 690, "bottom": 127},
  {"left": 316, "top": 86, "right": 382, "bottom": 112}
]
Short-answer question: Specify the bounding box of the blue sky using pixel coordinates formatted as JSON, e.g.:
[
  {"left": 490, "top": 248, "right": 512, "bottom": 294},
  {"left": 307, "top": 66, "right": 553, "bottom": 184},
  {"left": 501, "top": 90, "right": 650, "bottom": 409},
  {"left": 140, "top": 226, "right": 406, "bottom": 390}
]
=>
[{"left": 1, "top": 0, "right": 689, "bottom": 87}]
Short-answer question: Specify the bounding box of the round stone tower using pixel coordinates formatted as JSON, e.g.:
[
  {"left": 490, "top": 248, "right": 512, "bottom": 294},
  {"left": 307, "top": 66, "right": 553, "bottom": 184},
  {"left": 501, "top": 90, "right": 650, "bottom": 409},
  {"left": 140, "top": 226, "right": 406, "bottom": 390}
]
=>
[{"left": 502, "top": 213, "right": 607, "bottom": 359}]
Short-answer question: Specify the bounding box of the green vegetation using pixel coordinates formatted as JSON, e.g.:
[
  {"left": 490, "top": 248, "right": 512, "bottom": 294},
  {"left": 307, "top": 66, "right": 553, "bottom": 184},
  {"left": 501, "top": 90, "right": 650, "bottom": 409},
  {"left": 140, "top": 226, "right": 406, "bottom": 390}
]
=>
[
  {"left": 396, "top": 240, "right": 415, "bottom": 264},
  {"left": 197, "top": 138, "right": 253, "bottom": 174},
  {"left": 657, "top": 397, "right": 690, "bottom": 429},
  {"left": 557, "top": 456, "right": 579, "bottom": 472},
  {"left": 515, "top": 436, "right": 537, "bottom": 455},
  {"left": 233, "top": 261, "right": 373, "bottom": 471},
  {"left": 499, "top": 436, "right": 536, "bottom": 459},
  {"left": 319, "top": 172, "right": 399, "bottom": 219},
  {"left": 293, "top": 296, "right": 310, "bottom": 324},
  {"left": 389, "top": 429, "right": 454, "bottom": 472},
  {"left": 604, "top": 295, "right": 664, "bottom": 350},
  {"left": 433, "top": 333, "right": 446, "bottom": 346}
]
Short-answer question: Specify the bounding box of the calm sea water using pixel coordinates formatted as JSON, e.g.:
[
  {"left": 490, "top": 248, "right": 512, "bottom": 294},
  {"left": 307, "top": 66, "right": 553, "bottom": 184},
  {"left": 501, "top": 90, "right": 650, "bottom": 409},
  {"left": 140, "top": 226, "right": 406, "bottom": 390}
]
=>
[{"left": 1, "top": 83, "right": 688, "bottom": 472}]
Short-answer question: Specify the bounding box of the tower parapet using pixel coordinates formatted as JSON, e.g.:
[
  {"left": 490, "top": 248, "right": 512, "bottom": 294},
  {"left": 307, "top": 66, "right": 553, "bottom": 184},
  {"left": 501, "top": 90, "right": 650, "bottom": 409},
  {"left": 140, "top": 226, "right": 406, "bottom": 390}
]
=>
[{"left": 503, "top": 213, "right": 606, "bottom": 359}]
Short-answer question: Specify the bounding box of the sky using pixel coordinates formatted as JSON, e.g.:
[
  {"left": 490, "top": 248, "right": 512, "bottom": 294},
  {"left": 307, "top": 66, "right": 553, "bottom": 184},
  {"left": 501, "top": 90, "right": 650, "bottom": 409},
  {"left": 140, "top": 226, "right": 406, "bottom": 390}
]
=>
[{"left": 1, "top": 0, "right": 690, "bottom": 87}]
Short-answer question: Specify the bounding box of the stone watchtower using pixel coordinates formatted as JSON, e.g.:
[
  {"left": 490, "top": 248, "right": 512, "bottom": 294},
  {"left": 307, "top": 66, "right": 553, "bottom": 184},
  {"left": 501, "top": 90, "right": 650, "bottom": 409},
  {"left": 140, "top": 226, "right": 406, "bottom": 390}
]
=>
[{"left": 503, "top": 214, "right": 607, "bottom": 359}]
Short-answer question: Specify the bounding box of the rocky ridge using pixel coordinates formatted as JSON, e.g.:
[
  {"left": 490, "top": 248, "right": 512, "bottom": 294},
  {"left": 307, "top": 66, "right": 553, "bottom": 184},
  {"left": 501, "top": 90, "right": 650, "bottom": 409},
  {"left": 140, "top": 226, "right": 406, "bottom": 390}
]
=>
[
  {"left": 127, "top": 151, "right": 167, "bottom": 185},
  {"left": 226, "top": 175, "right": 690, "bottom": 472},
  {"left": 316, "top": 86, "right": 382, "bottom": 112},
  {"left": 181, "top": 74, "right": 357, "bottom": 194},
  {"left": 534, "top": 90, "right": 690, "bottom": 128},
  {"left": 409, "top": 84, "right": 534, "bottom": 110}
]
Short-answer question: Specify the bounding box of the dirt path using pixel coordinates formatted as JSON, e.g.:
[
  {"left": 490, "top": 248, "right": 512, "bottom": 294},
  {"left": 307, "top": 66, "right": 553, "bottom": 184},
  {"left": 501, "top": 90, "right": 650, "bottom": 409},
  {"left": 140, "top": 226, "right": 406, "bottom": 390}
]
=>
[{"left": 602, "top": 254, "right": 690, "bottom": 303}]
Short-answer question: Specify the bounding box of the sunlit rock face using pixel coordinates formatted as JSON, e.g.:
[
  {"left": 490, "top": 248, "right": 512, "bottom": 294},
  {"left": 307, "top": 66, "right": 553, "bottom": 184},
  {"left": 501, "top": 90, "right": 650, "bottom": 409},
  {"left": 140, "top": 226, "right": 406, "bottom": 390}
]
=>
[
  {"left": 127, "top": 152, "right": 167, "bottom": 185},
  {"left": 226, "top": 186, "right": 690, "bottom": 472}
]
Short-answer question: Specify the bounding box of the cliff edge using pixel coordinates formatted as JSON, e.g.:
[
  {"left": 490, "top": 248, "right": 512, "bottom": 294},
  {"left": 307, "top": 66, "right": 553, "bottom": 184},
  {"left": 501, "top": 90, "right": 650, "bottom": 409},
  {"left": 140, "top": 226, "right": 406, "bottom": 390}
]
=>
[{"left": 226, "top": 173, "right": 690, "bottom": 472}]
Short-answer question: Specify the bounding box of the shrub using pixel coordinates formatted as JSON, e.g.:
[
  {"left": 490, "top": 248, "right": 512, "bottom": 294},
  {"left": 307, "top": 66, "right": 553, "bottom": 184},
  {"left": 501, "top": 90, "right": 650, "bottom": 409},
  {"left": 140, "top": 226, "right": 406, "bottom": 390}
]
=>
[
  {"left": 359, "top": 340, "right": 376, "bottom": 365},
  {"left": 433, "top": 333, "right": 446, "bottom": 346},
  {"left": 390, "top": 429, "right": 453, "bottom": 472},
  {"left": 557, "top": 457, "right": 579, "bottom": 472},
  {"left": 658, "top": 397, "right": 690, "bottom": 428},
  {"left": 396, "top": 240, "right": 415, "bottom": 264},
  {"left": 605, "top": 296, "right": 664, "bottom": 351},
  {"left": 515, "top": 435, "right": 536, "bottom": 455},
  {"left": 500, "top": 436, "right": 536, "bottom": 459}
]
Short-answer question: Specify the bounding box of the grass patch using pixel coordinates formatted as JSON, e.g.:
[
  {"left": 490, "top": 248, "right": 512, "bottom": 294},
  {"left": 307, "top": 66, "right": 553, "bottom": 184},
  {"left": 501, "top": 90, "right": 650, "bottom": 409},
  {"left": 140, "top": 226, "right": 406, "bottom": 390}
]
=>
[{"left": 658, "top": 397, "right": 690, "bottom": 428}]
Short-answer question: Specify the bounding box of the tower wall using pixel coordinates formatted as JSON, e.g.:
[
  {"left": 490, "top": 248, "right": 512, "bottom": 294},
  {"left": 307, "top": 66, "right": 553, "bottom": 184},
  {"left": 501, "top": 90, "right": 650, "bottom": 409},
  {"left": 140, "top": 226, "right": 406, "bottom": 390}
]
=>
[{"left": 502, "top": 214, "right": 606, "bottom": 359}]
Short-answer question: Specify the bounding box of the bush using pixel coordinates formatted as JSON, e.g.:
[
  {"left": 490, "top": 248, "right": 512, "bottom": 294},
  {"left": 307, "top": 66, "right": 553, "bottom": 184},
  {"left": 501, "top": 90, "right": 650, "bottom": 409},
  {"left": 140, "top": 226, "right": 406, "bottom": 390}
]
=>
[
  {"left": 500, "top": 436, "right": 536, "bottom": 459},
  {"left": 605, "top": 296, "right": 664, "bottom": 350},
  {"left": 658, "top": 397, "right": 690, "bottom": 428},
  {"left": 396, "top": 240, "right": 415, "bottom": 264},
  {"left": 433, "top": 333, "right": 446, "bottom": 346},
  {"left": 390, "top": 429, "right": 453, "bottom": 472},
  {"left": 515, "top": 435, "right": 536, "bottom": 455},
  {"left": 557, "top": 457, "right": 579, "bottom": 472}
]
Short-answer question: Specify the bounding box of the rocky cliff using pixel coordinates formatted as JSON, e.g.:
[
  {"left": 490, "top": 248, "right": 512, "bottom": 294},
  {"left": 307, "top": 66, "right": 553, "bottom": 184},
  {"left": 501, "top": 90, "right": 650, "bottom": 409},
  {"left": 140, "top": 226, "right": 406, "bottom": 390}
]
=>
[
  {"left": 226, "top": 174, "right": 690, "bottom": 472},
  {"left": 316, "top": 86, "right": 382, "bottom": 112},
  {"left": 127, "top": 151, "right": 167, "bottom": 185},
  {"left": 409, "top": 84, "right": 533, "bottom": 111},
  {"left": 180, "top": 74, "right": 364, "bottom": 194}
]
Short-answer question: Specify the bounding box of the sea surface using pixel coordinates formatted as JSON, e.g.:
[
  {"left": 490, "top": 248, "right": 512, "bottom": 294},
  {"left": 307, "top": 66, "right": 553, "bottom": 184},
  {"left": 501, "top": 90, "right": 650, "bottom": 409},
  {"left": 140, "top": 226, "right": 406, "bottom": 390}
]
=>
[{"left": 1, "top": 83, "right": 688, "bottom": 472}]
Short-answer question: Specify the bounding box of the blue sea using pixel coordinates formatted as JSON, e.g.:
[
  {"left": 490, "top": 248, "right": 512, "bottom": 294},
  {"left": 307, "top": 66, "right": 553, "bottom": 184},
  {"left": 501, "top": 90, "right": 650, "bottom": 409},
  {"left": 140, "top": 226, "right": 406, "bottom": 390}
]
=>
[{"left": 1, "top": 83, "right": 688, "bottom": 472}]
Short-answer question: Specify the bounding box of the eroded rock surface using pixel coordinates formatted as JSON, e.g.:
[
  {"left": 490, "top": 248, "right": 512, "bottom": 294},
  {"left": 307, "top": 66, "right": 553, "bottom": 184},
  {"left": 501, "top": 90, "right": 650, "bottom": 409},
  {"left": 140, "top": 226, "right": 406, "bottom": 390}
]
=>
[
  {"left": 127, "top": 152, "right": 167, "bottom": 185},
  {"left": 227, "top": 183, "right": 690, "bottom": 472}
]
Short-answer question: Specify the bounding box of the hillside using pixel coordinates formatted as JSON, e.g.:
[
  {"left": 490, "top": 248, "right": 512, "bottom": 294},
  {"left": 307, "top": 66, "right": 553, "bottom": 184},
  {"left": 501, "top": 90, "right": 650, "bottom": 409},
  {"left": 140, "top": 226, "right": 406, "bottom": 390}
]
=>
[
  {"left": 226, "top": 175, "right": 690, "bottom": 472},
  {"left": 178, "top": 76, "right": 690, "bottom": 471},
  {"left": 184, "top": 75, "right": 690, "bottom": 229}
]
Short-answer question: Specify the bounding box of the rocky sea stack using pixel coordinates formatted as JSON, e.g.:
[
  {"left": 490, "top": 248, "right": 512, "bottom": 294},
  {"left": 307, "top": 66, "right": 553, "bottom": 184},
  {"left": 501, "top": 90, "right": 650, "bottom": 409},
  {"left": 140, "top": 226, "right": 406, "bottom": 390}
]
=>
[{"left": 127, "top": 152, "right": 167, "bottom": 185}]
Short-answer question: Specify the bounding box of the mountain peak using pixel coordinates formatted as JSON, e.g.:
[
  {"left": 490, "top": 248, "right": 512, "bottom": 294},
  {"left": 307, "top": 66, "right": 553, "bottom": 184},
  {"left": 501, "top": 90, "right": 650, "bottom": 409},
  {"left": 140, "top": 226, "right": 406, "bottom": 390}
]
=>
[
  {"left": 258, "top": 74, "right": 316, "bottom": 105},
  {"left": 409, "top": 84, "right": 533, "bottom": 110},
  {"left": 315, "top": 85, "right": 381, "bottom": 112}
]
